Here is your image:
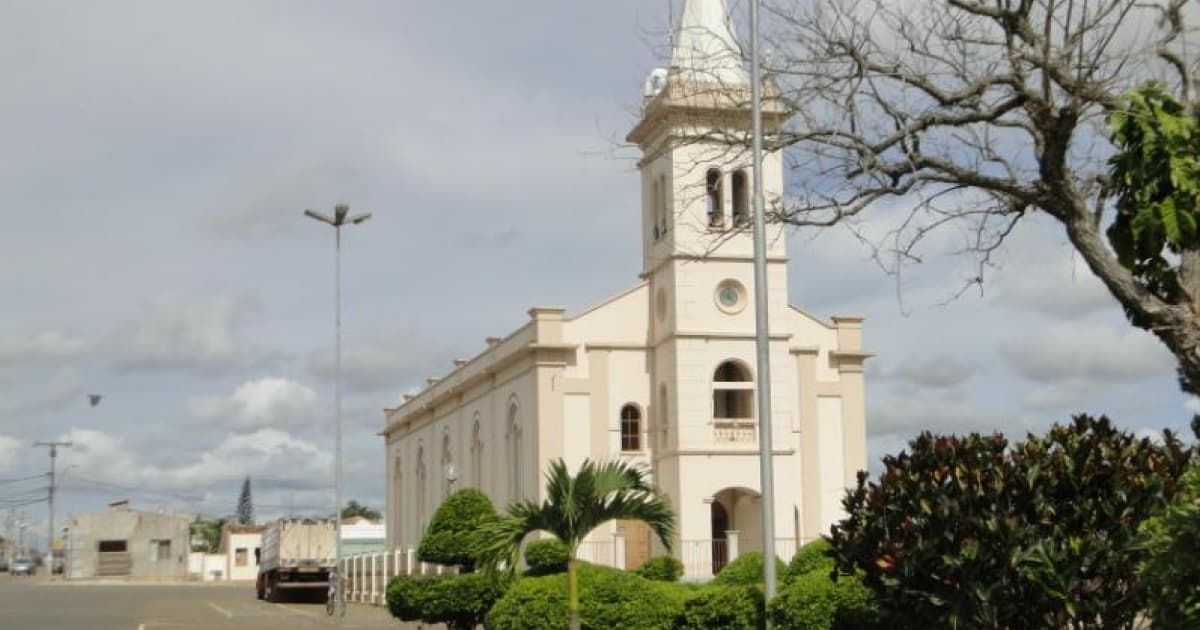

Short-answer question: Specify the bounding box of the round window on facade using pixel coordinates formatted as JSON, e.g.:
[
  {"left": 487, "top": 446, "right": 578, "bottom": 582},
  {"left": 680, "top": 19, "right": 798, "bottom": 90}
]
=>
[{"left": 715, "top": 280, "right": 747, "bottom": 314}]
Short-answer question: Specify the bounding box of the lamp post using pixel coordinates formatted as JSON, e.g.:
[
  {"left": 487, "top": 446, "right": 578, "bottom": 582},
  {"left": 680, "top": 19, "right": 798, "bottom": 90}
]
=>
[
  {"left": 748, "top": 0, "right": 779, "bottom": 608},
  {"left": 303, "top": 203, "right": 372, "bottom": 616}
]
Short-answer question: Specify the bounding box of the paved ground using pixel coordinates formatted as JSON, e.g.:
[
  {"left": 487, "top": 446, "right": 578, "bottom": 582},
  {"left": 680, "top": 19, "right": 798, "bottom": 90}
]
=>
[{"left": 0, "top": 573, "right": 415, "bottom": 629}]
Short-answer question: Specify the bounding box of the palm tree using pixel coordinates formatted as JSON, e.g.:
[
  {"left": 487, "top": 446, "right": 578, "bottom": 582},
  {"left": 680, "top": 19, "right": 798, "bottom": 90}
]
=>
[{"left": 476, "top": 458, "right": 675, "bottom": 630}]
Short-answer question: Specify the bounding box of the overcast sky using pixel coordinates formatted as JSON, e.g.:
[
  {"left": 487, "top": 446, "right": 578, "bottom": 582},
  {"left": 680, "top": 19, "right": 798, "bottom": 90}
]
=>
[{"left": 0, "top": 1, "right": 1192, "bottom": 546}]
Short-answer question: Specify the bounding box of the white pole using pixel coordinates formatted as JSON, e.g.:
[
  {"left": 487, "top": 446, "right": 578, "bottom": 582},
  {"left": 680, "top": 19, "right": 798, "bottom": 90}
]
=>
[{"left": 749, "top": 0, "right": 779, "bottom": 607}]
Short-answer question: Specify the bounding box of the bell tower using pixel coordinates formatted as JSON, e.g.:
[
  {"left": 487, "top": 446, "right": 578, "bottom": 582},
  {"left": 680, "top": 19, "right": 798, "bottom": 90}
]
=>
[{"left": 629, "top": 0, "right": 791, "bottom": 349}]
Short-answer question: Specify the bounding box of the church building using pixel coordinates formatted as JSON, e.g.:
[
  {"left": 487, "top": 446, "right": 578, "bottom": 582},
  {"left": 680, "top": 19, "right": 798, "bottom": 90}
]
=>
[{"left": 382, "top": 0, "right": 868, "bottom": 579}]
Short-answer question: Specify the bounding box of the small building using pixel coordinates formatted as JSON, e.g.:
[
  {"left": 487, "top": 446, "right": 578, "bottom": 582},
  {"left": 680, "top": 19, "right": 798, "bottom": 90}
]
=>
[
  {"left": 65, "top": 500, "right": 192, "bottom": 580},
  {"left": 219, "top": 524, "right": 264, "bottom": 581}
]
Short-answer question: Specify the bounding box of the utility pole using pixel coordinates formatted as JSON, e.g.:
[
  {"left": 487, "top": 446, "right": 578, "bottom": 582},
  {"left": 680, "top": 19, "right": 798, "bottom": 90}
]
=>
[{"left": 34, "top": 441, "right": 72, "bottom": 572}]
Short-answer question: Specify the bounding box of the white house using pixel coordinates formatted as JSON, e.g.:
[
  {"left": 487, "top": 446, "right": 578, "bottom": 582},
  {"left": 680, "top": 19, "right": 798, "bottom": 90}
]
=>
[
  {"left": 220, "top": 525, "right": 263, "bottom": 582},
  {"left": 381, "top": 0, "right": 868, "bottom": 579}
]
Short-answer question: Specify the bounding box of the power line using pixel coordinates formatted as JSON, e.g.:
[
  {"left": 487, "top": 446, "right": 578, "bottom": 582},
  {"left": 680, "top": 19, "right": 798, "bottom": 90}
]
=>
[{"left": 0, "top": 473, "right": 49, "bottom": 486}]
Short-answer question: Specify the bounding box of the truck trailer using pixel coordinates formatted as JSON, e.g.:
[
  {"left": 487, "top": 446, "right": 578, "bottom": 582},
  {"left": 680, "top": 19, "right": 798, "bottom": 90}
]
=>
[{"left": 256, "top": 518, "right": 336, "bottom": 602}]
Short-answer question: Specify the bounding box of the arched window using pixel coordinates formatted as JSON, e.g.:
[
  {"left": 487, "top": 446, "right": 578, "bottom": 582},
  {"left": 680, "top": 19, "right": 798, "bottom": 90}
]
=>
[
  {"left": 713, "top": 360, "right": 754, "bottom": 421},
  {"left": 620, "top": 404, "right": 642, "bottom": 452},
  {"left": 657, "top": 174, "right": 669, "bottom": 236},
  {"left": 731, "top": 170, "right": 749, "bottom": 226},
  {"left": 471, "top": 417, "right": 483, "bottom": 489},
  {"left": 706, "top": 169, "right": 724, "bottom": 228},
  {"left": 442, "top": 431, "right": 455, "bottom": 497},
  {"left": 652, "top": 177, "right": 663, "bottom": 241},
  {"left": 415, "top": 446, "right": 427, "bottom": 535},
  {"left": 659, "top": 384, "right": 669, "bottom": 442},
  {"left": 508, "top": 402, "right": 523, "bottom": 500}
]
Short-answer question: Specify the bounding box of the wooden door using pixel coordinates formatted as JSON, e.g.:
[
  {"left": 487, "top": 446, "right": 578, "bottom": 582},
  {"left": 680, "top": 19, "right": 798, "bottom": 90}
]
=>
[{"left": 617, "top": 520, "right": 652, "bottom": 570}]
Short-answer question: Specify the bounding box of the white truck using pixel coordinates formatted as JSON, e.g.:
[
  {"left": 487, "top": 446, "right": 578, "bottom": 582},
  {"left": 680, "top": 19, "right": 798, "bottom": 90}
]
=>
[{"left": 256, "top": 518, "right": 336, "bottom": 602}]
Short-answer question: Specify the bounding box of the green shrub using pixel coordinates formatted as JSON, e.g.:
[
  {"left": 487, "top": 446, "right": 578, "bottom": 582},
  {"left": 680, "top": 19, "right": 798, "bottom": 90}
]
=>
[
  {"left": 829, "top": 416, "right": 1193, "bottom": 629},
  {"left": 713, "top": 551, "right": 787, "bottom": 587},
  {"left": 1141, "top": 464, "right": 1200, "bottom": 629},
  {"left": 635, "top": 555, "right": 683, "bottom": 582},
  {"left": 486, "top": 563, "right": 686, "bottom": 630},
  {"left": 785, "top": 539, "right": 834, "bottom": 584},
  {"left": 674, "top": 584, "right": 764, "bottom": 630},
  {"left": 768, "top": 571, "right": 838, "bottom": 630},
  {"left": 385, "top": 573, "right": 510, "bottom": 630},
  {"left": 418, "top": 488, "right": 498, "bottom": 571},
  {"left": 385, "top": 575, "right": 426, "bottom": 622},
  {"left": 524, "top": 538, "right": 569, "bottom": 576}
]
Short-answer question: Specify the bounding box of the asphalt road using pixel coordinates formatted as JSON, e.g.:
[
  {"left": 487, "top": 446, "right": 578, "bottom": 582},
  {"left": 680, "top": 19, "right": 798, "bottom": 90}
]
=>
[{"left": 0, "top": 574, "right": 413, "bottom": 629}]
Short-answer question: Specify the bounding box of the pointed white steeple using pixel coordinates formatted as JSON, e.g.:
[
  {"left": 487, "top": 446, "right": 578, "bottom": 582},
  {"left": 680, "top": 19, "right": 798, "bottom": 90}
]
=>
[{"left": 670, "top": 0, "right": 748, "bottom": 86}]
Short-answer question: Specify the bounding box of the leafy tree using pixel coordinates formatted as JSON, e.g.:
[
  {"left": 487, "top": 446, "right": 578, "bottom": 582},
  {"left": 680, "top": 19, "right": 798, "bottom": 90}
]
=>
[
  {"left": 417, "top": 488, "right": 497, "bottom": 571},
  {"left": 236, "top": 476, "right": 253, "bottom": 525},
  {"left": 828, "top": 415, "right": 1192, "bottom": 629},
  {"left": 340, "top": 499, "right": 381, "bottom": 521},
  {"left": 477, "top": 458, "right": 676, "bottom": 630},
  {"left": 1140, "top": 420, "right": 1200, "bottom": 629},
  {"left": 738, "top": 0, "right": 1200, "bottom": 394}
]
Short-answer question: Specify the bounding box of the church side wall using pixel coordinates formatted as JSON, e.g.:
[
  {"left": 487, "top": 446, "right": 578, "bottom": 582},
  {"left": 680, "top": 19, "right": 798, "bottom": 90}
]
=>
[{"left": 386, "top": 360, "right": 538, "bottom": 551}]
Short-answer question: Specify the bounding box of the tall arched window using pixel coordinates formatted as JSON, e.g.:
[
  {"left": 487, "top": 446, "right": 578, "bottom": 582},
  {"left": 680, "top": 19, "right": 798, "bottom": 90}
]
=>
[
  {"left": 620, "top": 404, "right": 642, "bottom": 452},
  {"left": 658, "top": 384, "right": 669, "bottom": 442},
  {"left": 442, "top": 431, "right": 454, "bottom": 497},
  {"left": 392, "top": 455, "right": 403, "bottom": 544},
  {"left": 731, "top": 170, "right": 749, "bottom": 226},
  {"left": 415, "top": 446, "right": 427, "bottom": 536},
  {"left": 713, "top": 360, "right": 754, "bottom": 421},
  {"left": 507, "top": 402, "right": 523, "bottom": 500},
  {"left": 657, "top": 174, "right": 669, "bottom": 236},
  {"left": 706, "top": 169, "right": 724, "bottom": 228},
  {"left": 471, "top": 417, "right": 483, "bottom": 489}
]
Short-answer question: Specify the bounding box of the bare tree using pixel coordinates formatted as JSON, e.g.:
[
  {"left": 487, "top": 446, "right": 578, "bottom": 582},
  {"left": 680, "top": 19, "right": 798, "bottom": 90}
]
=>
[{"left": 741, "top": 0, "right": 1200, "bottom": 393}]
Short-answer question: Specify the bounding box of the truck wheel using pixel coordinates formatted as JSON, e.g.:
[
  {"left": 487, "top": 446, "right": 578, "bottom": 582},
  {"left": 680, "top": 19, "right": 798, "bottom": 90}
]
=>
[{"left": 267, "top": 575, "right": 280, "bottom": 603}]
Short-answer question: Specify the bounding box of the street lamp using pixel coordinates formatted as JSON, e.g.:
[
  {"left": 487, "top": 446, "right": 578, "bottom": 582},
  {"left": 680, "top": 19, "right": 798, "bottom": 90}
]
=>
[
  {"left": 444, "top": 463, "right": 459, "bottom": 499},
  {"left": 303, "top": 203, "right": 371, "bottom": 617}
]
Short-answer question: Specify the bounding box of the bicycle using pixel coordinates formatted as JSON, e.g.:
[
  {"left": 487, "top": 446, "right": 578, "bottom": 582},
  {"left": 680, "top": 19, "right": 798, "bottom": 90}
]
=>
[{"left": 326, "top": 569, "right": 344, "bottom": 617}]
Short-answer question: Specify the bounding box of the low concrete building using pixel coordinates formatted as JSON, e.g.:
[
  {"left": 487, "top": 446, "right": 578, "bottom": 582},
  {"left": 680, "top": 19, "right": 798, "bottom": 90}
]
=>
[{"left": 65, "top": 501, "right": 192, "bottom": 580}]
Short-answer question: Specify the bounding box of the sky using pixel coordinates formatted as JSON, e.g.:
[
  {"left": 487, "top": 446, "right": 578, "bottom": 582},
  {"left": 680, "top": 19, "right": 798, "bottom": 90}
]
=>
[{"left": 0, "top": 1, "right": 1193, "bottom": 550}]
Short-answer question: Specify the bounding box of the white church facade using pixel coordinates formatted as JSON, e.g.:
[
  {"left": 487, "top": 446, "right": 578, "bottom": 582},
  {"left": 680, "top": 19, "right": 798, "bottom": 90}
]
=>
[{"left": 382, "top": 0, "right": 868, "bottom": 578}]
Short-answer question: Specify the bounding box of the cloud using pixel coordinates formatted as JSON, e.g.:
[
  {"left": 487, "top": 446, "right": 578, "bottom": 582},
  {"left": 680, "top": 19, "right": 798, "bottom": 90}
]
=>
[
  {"left": 867, "top": 391, "right": 1013, "bottom": 441},
  {"left": 189, "top": 377, "right": 320, "bottom": 430},
  {"left": 0, "top": 331, "right": 90, "bottom": 367},
  {"left": 105, "top": 293, "right": 252, "bottom": 372},
  {"left": 308, "top": 323, "right": 460, "bottom": 392},
  {"left": 0, "top": 435, "right": 21, "bottom": 473},
  {"left": 58, "top": 426, "right": 332, "bottom": 492},
  {"left": 0, "top": 366, "right": 83, "bottom": 417},
  {"left": 999, "top": 323, "right": 1174, "bottom": 383},
  {"left": 883, "top": 353, "right": 975, "bottom": 388},
  {"left": 991, "top": 255, "right": 1114, "bottom": 318}
]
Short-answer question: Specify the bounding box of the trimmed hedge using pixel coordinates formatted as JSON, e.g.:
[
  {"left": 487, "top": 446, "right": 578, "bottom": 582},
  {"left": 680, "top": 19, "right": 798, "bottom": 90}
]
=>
[
  {"left": 714, "top": 552, "right": 788, "bottom": 587},
  {"left": 524, "top": 539, "right": 569, "bottom": 576},
  {"left": 635, "top": 555, "right": 684, "bottom": 582},
  {"left": 674, "top": 584, "right": 764, "bottom": 630},
  {"left": 417, "top": 488, "right": 498, "bottom": 570},
  {"left": 768, "top": 570, "right": 838, "bottom": 629},
  {"left": 768, "top": 569, "right": 878, "bottom": 630},
  {"left": 486, "top": 563, "right": 690, "bottom": 630},
  {"left": 785, "top": 539, "right": 834, "bottom": 584},
  {"left": 386, "top": 573, "right": 510, "bottom": 630}
]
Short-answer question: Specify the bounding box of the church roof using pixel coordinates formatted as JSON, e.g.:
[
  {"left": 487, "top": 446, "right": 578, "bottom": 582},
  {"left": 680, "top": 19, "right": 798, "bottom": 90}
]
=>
[{"left": 670, "top": 0, "right": 748, "bottom": 86}]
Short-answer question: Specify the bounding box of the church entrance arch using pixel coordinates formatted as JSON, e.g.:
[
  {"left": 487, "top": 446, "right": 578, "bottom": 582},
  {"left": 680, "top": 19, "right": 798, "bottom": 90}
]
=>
[{"left": 711, "top": 486, "right": 763, "bottom": 575}]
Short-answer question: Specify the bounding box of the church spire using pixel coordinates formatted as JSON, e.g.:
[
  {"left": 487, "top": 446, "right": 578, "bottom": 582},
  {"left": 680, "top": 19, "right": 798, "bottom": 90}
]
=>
[{"left": 670, "top": 0, "right": 747, "bottom": 86}]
